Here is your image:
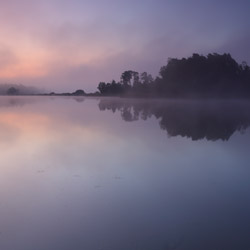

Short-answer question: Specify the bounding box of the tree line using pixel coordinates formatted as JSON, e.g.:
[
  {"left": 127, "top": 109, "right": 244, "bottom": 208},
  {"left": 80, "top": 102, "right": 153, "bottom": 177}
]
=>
[{"left": 97, "top": 53, "right": 250, "bottom": 98}]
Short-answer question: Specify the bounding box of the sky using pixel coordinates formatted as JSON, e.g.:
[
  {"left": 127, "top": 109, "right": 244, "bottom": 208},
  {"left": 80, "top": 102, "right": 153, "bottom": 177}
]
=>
[{"left": 0, "top": 0, "right": 249, "bottom": 92}]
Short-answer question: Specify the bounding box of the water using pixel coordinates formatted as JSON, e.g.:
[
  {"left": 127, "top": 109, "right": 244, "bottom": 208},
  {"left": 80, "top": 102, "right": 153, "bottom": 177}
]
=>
[{"left": 0, "top": 96, "right": 250, "bottom": 250}]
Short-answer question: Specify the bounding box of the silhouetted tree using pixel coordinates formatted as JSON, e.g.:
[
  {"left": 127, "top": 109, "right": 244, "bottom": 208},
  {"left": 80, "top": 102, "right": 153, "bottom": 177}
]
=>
[
  {"left": 121, "top": 70, "right": 134, "bottom": 86},
  {"left": 158, "top": 53, "right": 249, "bottom": 97},
  {"left": 98, "top": 82, "right": 107, "bottom": 94},
  {"left": 141, "top": 72, "right": 153, "bottom": 85},
  {"left": 72, "top": 89, "right": 85, "bottom": 95},
  {"left": 7, "top": 87, "right": 19, "bottom": 95}
]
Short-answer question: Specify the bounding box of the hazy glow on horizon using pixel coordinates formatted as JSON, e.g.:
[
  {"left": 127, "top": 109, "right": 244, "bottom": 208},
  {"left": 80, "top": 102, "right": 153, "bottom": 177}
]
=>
[{"left": 0, "top": 0, "right": 249, "bottom": 92}]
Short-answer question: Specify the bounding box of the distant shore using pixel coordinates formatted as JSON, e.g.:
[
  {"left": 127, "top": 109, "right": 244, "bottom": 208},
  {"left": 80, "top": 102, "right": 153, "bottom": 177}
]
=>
[{"left": 1, "top": 53, "right": 250, "bottom": 99}]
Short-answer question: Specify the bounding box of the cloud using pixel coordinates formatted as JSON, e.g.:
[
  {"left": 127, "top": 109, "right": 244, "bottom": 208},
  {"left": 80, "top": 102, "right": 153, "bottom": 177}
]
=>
[{"left": 0, "top": 46, "right": 18, "bottom": 68}]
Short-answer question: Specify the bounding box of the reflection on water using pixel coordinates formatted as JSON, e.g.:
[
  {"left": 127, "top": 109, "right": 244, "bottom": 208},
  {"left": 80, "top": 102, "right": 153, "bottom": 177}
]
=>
[
  {"left": 99, "top": 98, "right": 250, "bottom": 141},
  {"left": 0, "top": 96, "right": 250, "bottom": 250}
]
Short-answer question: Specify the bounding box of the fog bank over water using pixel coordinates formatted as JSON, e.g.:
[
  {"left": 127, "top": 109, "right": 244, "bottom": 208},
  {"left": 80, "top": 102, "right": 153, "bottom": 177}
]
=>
[
  {"left": 2, "top": 96, "right": 250, "bottom": 141},
  {"left": 0, "top": 83, "right": 43, "bottom": 95}
]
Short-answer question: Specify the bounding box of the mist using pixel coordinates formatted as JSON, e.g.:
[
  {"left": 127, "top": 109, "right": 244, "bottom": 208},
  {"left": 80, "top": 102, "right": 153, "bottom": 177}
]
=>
[{"left": 0, "top": 83, "right": 44, "bottom": 95}]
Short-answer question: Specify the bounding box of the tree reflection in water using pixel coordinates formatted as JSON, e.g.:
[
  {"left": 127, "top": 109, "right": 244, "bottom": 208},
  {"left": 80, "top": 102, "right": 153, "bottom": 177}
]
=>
[{"left": 98, "top": 98, "right": 250, "bottom": 141}]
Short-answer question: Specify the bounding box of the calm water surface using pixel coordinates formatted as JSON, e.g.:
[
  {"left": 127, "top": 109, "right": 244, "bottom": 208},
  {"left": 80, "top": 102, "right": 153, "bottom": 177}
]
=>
[{"left": 0, "top": 96, "right": 250, "bottom": 250}]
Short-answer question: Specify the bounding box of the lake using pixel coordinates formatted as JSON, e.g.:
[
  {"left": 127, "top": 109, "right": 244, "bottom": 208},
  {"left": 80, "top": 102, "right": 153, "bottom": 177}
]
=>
[{"left": 0, "top": 96, "right": 250, "bottom": 250}]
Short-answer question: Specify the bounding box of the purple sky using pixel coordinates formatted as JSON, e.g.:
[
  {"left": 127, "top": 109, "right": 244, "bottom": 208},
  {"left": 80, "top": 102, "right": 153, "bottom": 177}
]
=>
[{"left": 0, "top": 0, "right": 249, "bottom": 92}]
